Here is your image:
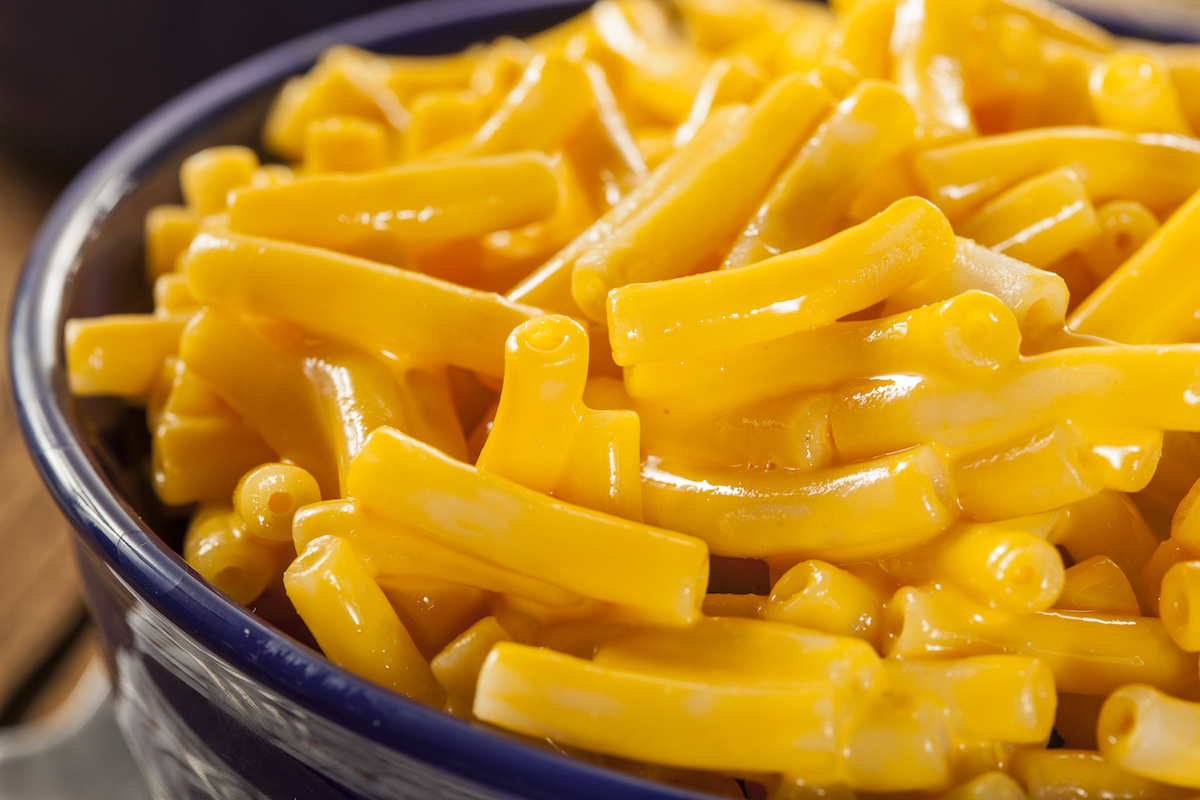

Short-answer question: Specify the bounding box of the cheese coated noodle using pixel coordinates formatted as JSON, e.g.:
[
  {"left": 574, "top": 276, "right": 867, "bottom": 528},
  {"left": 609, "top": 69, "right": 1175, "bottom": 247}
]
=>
[
  {"left": 348, "top": 427, "right": 708, "bottom": 621},
  {"left": 723, "top": 79, "right": 917, "bottom": 267},
  {"left": 640, "top": 445, "right": 956, "bottom": 561},
  {"left": 1098, "top": 685, "right": 1200, "bottom": 788},
  {"left": 887, "top": 584, "right": 1198, "bottom": 695},
  {"left": 571, "top": 73, "right": 833, "bottom": 322},
  {"left": 956, "top": 165, "right": 1098, "bottom": 269},
  {"left": 1056, "top": 555, "right": 1140, "bottom": 616},
  {"left": 607, "top": 196, "right": 956, "bottom": 365},
  {"left": 880, "top": 520, "right": 1066, "bottom": 613},
  {"left": 626, "top": 290, "right": 1021, "bottom": 415},
  {"left": 234, "top": 463, "right": 321, "bottom": 542},
  {"left": 60, "top": 2, "right": 1200, "bottom": 793},
  {"left": 883, "top": 237, "right": 1068, "bottom": 339},
  {"left": 184, "top": 229, "right": 541, "bottom": 379},
  {"left": 284, "top": 535, "right": 446, "bottom": 706}
]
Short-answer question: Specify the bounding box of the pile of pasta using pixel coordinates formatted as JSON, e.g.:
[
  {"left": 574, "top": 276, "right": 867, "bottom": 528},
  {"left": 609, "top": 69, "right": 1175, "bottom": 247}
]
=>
[{"left": 64, "top": 0, "right": 1200, "bottom": 795}]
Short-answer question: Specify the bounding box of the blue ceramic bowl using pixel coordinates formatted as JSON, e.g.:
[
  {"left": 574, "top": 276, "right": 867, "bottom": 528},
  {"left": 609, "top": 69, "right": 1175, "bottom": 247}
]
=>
[
  {"left": 8, "top": 2, "right": 722, "bottom": 798},
  {"left": 14, "top": 2, "right": 1200, "bottom": 799}
]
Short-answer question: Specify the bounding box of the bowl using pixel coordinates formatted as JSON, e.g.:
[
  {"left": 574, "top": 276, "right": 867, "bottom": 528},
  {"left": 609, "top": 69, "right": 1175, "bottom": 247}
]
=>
[
  {"left": 13, "top": 1, "right": 1200, "bottom": 798},
  {"left": 8, "top": 1, "right": 721, "bottom": 797}
]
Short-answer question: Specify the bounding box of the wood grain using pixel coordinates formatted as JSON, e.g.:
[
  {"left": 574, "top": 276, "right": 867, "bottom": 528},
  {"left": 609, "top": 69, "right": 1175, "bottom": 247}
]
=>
[{"left": 0, "top": 149, "right": 81, "bottom": 714}]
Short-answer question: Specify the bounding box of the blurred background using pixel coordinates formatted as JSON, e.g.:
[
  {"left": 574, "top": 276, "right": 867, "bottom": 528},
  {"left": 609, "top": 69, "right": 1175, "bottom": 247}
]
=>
[{"left": 0, "top": 0, "right": 1199, "bottom": 797}]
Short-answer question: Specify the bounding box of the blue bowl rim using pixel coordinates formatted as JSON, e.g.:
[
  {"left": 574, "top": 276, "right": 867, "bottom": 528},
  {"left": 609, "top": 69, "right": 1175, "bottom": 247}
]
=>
[{"left": 7, "top": 2, "right": 713, "bottom": 798}]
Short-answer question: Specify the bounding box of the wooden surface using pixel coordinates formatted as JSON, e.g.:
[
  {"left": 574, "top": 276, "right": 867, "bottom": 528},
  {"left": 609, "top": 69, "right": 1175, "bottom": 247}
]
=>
[{"left": 0, "top": 148, "right": 82, "bottom": 723}]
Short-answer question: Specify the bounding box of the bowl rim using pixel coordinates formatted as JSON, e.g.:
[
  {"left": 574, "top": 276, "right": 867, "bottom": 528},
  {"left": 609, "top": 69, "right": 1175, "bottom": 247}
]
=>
[{"left": 7, "top": 2, "right": 714, "bottom": 798}]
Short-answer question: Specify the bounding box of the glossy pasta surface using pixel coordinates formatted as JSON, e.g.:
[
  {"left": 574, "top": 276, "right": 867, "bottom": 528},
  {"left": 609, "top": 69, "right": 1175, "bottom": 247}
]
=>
[{"left": 65, "top": 0, "right": 1200, "bottom": 796}]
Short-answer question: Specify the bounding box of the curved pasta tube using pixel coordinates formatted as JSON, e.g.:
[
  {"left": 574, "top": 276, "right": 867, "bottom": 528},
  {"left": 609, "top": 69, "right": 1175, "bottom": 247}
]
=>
[
  {"left": 591, "top": 616, "right": 882, "bottom": 689},
  {"left": 1159, "top": 561, "right": 1200, "bottom": 651},
  {"left": 65, "top": 314, "right": 189, "bottom": 398},
  {"left": 954, "top": 423, "right": 1109, "bottom": 521},
  {"left": 829, "top": 345, "right": 1200, "bottom": 460},
  {"left": 478, "top": 315, "right": 642, "bottom": 519},
  {"left": 291, "top": 499, "right": 582, "bottom": 608},
  {"left": 302, "top": 116, "right": 389, "bottom": 174},
  {"left": 1048, "top": 492, "right": 1158, "bottom": 588},
  {"left": 638, "top": 392, "right": 837, "bottom": 471},
  {"left": 477, "top": 314, "right": 586, "bottom": 492},
  {"left": 884, "top": 237, "right": 1068, "bottom": 340},
  {"left": 178, "top": 309, "right": 340, "bottom": 496},
  {"left": 184, "top": 229, "right": 541, "bottom": 379},
  {"left": 308, "top": 344, "right": 413, "bottom": 452},
  {"left": 430, "top": 616, "right": 513, "bottom": 717},
  {"left": 824, "top": 0, "right": 895, "bottom": 83},
  {"left": 672, "top": 56, "right": 765, "bottom": 150},
  {"left": 403, "top": 91, "right": 489, "bottom": 160},
  {"left": 886, "top": 584, "right": 1197, "bottom": 695},
  {"left": 183, "top": 505, "right": 290, "bottom": 606},
  {"left": 937, "top": 772, "right": 1026, "bottom": 800},
  {"left": 301, "top": 342, "right": 425, "bottom": 485},
  {"left": 1012, "top": 749, "right": 1192, "bottom": 800},
  {"left": 916, "top": 127, "right": 1200, "bottom": 220},
  {"left": 387, "top": 360, "right": 469, "bottom": 462},
  {"left": 150, "top": 359, "right": 278, "bottom": 506},
  {"left": 1056, "top": 555, "right": 1140, "bottom": 616},
  {"left": 890, "top": 0, "right": 976, "bottom": 146},
  {"left": 1166, "top": 45, "right": 1200, "bottom": 135},
  {"left": 881, "top": 521, "right": 1065, "bottom": 613},
  {"left": 348, "top": 427, "right": 709, "bottom": 622},
  {"left": 607, "top": 197, "right": 956, "bottom": 365},
  {"left": 180, "top": 146, "right": 258, "bottom": 215},
  {"left": 628, "top": 290, "right": 1020, "bottom": 419},
  {"left": 234, "top": 463, "right": 321, "bottom": 542},
  {"left": 380, "top": 578, "right": 491, "bottom": 660},
  {"left": 1089, "top": 51, "right": 1193, "bottom": 135},
  {"left": 956, "top": 166, "right": 1098, "bottom": 269},
  {"left": 1070, "top": 179, "right": 1200, "bottom": 344},
  {"left": 456, "top": 51, "right": 594, "bottom": 157},
  {"left": 837, "top": 684, "right": 953, "bottom": 792},
  {"left": 264, "top": 48, "right": 410, "bottom": 160},
  {"left": 154, "top": 273, "right": 199, "bottom": 315},
  {"left": 506, "top": 103, "right": 748, "bottom": 317},
  {"left": 475, "top": 641, "right": 863, "bottom": 778},
  {"left": 1099, "top": 685, "right": 1200, "bottom": 788},
  {"left": 762, "top": 560, "right": 887, "bottom": 644},
  {"left": 1136, "top": 540, "right": 1194, "bottom": 619},
  {"left": 586, "top": 0, "right": 711, "bottom": 126},
  {"left": 1171, "top": 476, "right": 1200, "bottom": 555},
  {"left": 1082, "top": 200, "right": 1159, "bottom": 282},
  {"left": 284, "top": 535, "right": 445, "bottom": 706},
  {"left": 144, "top": 204, "right": 198, "bottom": 280},
  {"left": 640, "top": 445, "right": 957, "bottom": 562},
  {"left": 966, "top": 12, "right": 1046, "bottom": 115},
  {"left": 723, "top": 80, "right": 917, "bottom": 267},
  {"left": 885, "top": 655, "right": 1056, "bottom": 744},
  {"left": 570, "top": 74, "right": 833, "bottom": 322},
  {"left": 228, "top": 152, "right": 558, "bottom": 261},
  {"left": 1089, "top": 429, "right": 1163, "bottom": 493},
  {"left": 474, "top": 153, "right": 598, "bottom": 291},
  {"left": 1004, "top": 37, "right": 1098, "bottom": 132},
  {"left": 993, "top": 0, "right": 1114, "bottom": 52},
  {"left": 1134, "top": 430, "right": 1200, "bottom": 536},
  {"left": 575, "top": 60, "right": 648, "bottom": 202}
]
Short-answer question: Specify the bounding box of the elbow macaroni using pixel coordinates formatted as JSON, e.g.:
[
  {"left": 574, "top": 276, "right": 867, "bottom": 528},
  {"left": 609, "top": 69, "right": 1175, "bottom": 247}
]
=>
[{"left": 63, "top": 0, "right": 1200, "bottom": 794}]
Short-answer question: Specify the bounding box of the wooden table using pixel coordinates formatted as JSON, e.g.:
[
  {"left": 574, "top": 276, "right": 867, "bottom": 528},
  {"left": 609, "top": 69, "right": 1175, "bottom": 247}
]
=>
[{"left": 0, "top": 149, "right": 88, "bottom": 726}]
